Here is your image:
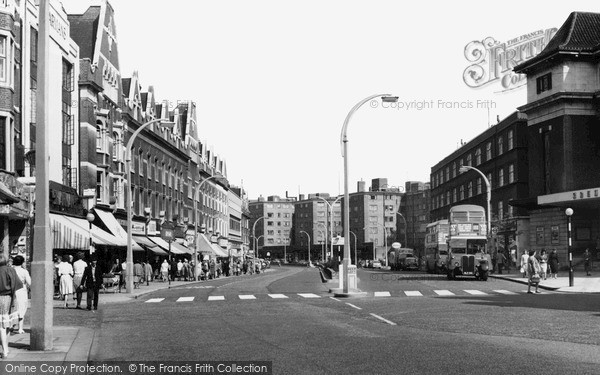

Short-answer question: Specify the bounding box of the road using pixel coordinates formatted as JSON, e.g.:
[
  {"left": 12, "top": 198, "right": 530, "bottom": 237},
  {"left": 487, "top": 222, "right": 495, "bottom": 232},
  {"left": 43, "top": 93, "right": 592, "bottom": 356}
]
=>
[{"left": 54, "top": 266, "right": 600, "bottom": 374}]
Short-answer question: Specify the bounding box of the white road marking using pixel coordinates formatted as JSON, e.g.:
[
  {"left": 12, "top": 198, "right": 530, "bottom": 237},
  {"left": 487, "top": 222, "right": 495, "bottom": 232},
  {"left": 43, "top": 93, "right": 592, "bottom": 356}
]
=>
[
  {"left": 374, "top": 291, "right": 391, "bottom": 297},
  {"left": 268, "top": 294, "right": 288, "bottom": 299},
  {"left": 404, "top": 291, "right": 423, "bottom": 297},
  {"left": 464, "top": 290, "right": 488, "bottom": 295},
  {"left": 176, "top": 297, "right": 194, "bottom": 302},
  {"left": 239, "top": 295, "right": 256, "bottom": 300},
  {"left": 298, "top": 293, "right": 320, "bottom": 298},
  {"left": 494, "top": 290, "right": 518, "bottom": 295},
  {"left": 145, "top": 298, "right": 164, "bottom": 303},
  {"left": 434, "top": 290, "right": 455, "bottom": 296},
  {"left": 370, "top": 313, "right": 397, "bottom": 326},
  {"left": 346, "top": 303, "right": 362, "bottom": 310},
  {"left": 329, "top": 297, "right": 341, "bottom": 302},
  {"left": 208, "top": 296, "right": 225, "bottom": 301}
]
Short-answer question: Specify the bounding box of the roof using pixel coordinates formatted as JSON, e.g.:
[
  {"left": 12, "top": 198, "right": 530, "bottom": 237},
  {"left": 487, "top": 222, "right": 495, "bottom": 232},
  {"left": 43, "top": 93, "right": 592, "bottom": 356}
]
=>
[
  {"left": 68, "top": 6, "right": 101, "bottom": 60},
  {"left": 515, "top": 12, "right": 600, "bottom": 73}
]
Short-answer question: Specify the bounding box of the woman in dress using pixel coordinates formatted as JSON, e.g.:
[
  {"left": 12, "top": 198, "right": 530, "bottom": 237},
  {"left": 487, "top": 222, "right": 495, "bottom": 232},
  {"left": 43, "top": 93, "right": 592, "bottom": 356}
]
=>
[
  {"left": 11, "top": 255, "right": 30, "bottom": 334},
  {"left": 160, "top": 259, "right": 169, "bottom": 282},
  {"left": 527, "top": 250, "right": 542, "bottom": 294},
  {"left": 57, "top": 255, "right": 74, "bottom": 308},
  {"left": 548, "top": 249, "right": 560, "bottom": 279},
  {"left": 0, "top": 251, "right": 22, "bottom": 358},
  {"left": 539, "top": 249, "right": 549, "bottom": 280}
]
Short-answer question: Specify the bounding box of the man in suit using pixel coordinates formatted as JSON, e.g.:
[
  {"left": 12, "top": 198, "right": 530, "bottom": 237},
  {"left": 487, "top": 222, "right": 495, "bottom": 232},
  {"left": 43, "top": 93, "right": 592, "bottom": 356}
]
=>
[{"left": 80, "top": 255, "right": 103, "bottom": 310}]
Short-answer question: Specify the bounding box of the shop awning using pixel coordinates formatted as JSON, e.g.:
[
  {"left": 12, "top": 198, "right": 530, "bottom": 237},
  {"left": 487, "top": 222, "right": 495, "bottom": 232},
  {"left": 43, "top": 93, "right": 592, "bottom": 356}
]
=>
[
  {"left": 93, "top": 209, "right": 143, "bottom": 250},
  {"left": 196, "top": 234, "right": 217, "bottom": 255},
  {"left": 148, "top": 236, "right": 187, "bottom": 255},
  {"left": 63, "top": 216, "right": 129, "bottom": 247},
  {"left": 171, "top": 241, "right": 192, "bottom": 255},
  {"left": 133, "top": 235, "right": 167, "bottom": 255},
  {"left": 211, "top": 243, "right": 228, "bottom": 257},
  {"left": 50, "top": 214, "right": 88, "bottom": 250}
]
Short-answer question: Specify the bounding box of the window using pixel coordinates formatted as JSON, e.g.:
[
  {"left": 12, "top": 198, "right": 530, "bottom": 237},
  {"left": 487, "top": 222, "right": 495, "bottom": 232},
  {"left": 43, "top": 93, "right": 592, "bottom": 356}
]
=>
[
  {"left": 497, "top": 136, "right": 503, "bottom": 155},
  {"left": 508, "top": 205, "right": 513, "bottom": 218},
  {"left": 498, "top": 201, "right": 503, "bottom": 221},
  {"left": 475, "top": 148, "right": 481, "bottom": 165},
  {"left": 445, "top": 167, "right": 449, "bottom": 182},
  {"left": 452, "top": 188, "right": 457, "bottom": 204},
  {"left": 369, "top": 205, "right": 378, "bottom": 212},
  {"left": 487, "top": 173, "right": 493, "bottom": 189},
  {"left": 498, "top": 168, "right": 504, "bottom": 187},
  {"left": 466, "top": 153, "right": 472, "bottom": 166},
  {"left": 508, "top": 164, "right": 515, "bottom": 183},
  {"left": 508, "top": 130, "right": 514, "bottom": 150},
  {"left": 486, "top": 142, "right": 492, "bottom": 160},
  {"left": 451, "top": 162, "right": 456, "bottom": 179},
  {"left": 459, "top": 185, "right": 464, "bottom": 201},
  {"left": 62, "top": 59, "right": 74, "bottom": 92},
  {"left": 477, "top": 178, "right": 482, "bottom": 195},
  {"left": 536, "top": 73, "right": 552, "bottom": 94},
  {"left": 0, "top": 117, "right": 5, "bottom": 169},
  {"left": 0, "top": 36, "right": 6, "bottom": 82},
  {"left": 445, "top": 191, "right": 450, "bottom": 206},
  {"left": 468, "top": 181, "right": 473, "bottom": 197}
]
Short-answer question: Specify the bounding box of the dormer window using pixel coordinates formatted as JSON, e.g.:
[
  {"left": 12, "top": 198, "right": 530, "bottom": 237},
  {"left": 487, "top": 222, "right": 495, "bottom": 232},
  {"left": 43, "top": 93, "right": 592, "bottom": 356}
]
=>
[{"left": 536, "top": 73, "right": 552, "bottom": 94}]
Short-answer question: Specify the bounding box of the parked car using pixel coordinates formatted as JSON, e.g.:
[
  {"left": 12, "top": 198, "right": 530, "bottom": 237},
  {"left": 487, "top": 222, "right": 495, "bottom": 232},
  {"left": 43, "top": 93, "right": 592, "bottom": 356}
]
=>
[
  {"left": 371, "top": 260, "right": 382, "bottom": 269},
  {"left": 401, "top": 256, "right": 419, "bottom": 271}
]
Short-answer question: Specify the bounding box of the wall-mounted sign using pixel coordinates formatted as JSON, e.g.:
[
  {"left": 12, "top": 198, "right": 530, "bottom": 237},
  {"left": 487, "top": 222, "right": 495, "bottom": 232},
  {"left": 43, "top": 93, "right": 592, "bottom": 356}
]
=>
[{"left": 538, "top": 187, "right": 600, "bottom": 205}]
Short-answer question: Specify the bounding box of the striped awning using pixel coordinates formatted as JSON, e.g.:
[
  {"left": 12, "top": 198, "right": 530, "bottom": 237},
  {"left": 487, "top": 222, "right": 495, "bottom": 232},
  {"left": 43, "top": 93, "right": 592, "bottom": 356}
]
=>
[
  {"left": 148, "top": 236, "right": 188, "bottom": 255},
  {"left": 50, "top": 214, "right": 88, "bottom": 250}
]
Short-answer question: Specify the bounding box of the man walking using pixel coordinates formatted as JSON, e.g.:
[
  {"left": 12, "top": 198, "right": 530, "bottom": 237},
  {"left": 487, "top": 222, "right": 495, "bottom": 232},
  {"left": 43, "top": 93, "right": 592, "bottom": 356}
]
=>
[
  {"left": 72, "top": 252, "right": 87, "bottom": 309},
  {"left": 80, "top": 255, "right": 103, "bottom": 310}
]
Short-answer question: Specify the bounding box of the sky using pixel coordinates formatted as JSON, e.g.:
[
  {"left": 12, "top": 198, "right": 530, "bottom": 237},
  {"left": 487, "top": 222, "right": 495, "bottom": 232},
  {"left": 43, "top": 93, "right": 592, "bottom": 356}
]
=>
[{"left": 61, "top": 0, "right": 600, "bottom": 200}]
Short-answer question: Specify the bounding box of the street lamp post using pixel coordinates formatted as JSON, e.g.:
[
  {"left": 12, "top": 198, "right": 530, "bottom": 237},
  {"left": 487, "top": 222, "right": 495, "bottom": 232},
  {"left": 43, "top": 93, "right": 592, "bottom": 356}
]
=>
[
  {"left": 252, "top": 216, "right": 268, "bottom": 274},
  {"left": 459, "top": 165, "right": 492, "bottom": 249},
  {"left": 566, "top": 208, "right": 574, "bottom": 287},
  {"left": 194, "top": 175, "right": 218, "bottom": 280},
  {"left": 315, "top": 195, "right": 343, "bottom": 262},
  {"left": 340, "top": 94, "right": 398, "bottom": 293},
  {"left": 396, "top": 212, "right": 407, "bottom": 247},
  {"left": 86, "top": 211, "right": 95, "bottom": 254},
  {"left": 126, "top": 118, "right": 174, "bottom": 293},
  {"left": 300, "top": 230, "right": 311, "bottom": 265},
  {"left": 254, "top": 235, "right": 264, "bottom": 260}
]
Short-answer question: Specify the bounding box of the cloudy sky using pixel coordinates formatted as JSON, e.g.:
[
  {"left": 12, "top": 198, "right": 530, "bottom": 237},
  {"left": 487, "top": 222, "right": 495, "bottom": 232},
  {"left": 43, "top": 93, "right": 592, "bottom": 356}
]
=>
[{"left": 62, "top": 0, "right": 599, "bottom": 199}]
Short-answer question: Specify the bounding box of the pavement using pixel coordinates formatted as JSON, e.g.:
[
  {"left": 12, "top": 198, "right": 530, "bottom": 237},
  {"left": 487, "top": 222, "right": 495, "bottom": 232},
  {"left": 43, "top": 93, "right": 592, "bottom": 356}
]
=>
[
  {"left": 489, "top": 267, "right": 600, "bottom": 293},
  {"left": 4, "top": 274, "right": 252, "bottom": 362}
]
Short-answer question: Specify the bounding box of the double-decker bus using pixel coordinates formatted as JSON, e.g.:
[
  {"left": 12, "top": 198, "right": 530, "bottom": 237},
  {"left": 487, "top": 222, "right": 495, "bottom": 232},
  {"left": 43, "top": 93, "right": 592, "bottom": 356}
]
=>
[
  {"left": 424, "top": 220, "right": 449, "bottom": 274},
  {"left": 445, "top": 204, "right": 491, "bottom": 281}
]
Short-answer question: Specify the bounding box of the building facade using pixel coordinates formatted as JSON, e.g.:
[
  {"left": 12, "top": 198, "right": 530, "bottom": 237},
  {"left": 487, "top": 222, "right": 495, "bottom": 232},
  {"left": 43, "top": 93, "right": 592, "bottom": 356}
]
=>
[
  {"left": 248, "top": 195, "right": 294, "bottom": 259},
  {"left": 401, "top": 181, "right": 431, "bottom": 256},
  {"left": 514, "top": 11, "right": 600, "bottom": 263},
  {"left": 430, "top": 111, "right": 531, "bottom": 258}
]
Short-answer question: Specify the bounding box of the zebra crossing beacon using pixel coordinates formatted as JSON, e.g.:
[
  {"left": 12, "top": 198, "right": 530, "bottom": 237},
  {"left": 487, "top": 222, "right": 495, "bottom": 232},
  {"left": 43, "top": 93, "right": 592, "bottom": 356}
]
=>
[{"left": 445, "top": 204, "right": 491, "bottom": 281}]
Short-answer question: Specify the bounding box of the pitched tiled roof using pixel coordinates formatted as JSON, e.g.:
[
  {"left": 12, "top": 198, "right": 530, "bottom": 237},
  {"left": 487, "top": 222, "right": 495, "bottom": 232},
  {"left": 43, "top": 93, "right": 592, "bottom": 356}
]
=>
[
  {"left": 122, "top": 78, "right": 131, "bottom": 97},
  {"left": 67, "top": 6, "right": 101, "bottom": 60},
  {"left": 515, "top": 12, "right": 600, "bottom": 73}
]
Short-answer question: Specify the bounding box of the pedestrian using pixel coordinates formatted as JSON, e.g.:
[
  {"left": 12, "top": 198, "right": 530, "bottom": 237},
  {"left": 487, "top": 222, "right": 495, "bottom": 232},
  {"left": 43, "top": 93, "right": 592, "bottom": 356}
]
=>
[
  {"left": 176, "top": 259, "right": 183, "bottom": 281},
  {"left": 242, "top": 261, "right": 248, "bottom": 275},
  {"left": 121, "top": 259, "right": 128, "bottom": 290},
  {"left": 133, "top": 260, "right": 144, "bottom": 289},
  {"left": 10, "top": 255, "right": 30, "bottom": 335},
  {"left": 144, "top": 260, "right": 153, "bottom": 286},
  {"left": 0, "top": 251, "right": 23, "bottom": 359},
  {"left": 209, "top": 260, "right": 216, "bottom": 279},
  {"left": 182, "top": 259, "right": 189, "bottom": 281},
  {"left": 584, "top": 248, "right": 592, "bottom": 276},
  {"left": 80, "top": 255, "right": 103, "bottom": 310},
  {"left": 170, "top": 258, "right": 177, "bottom": 281},
  {"left": 110, "top": 259, "right": 122, "bottom": 292},
  {"left": 57, "top": 254, "right": 74, "bottom": 308},
  {"left": 539, "top": 249, "right": 548, "bottom": 280},
  {"left": 72, "top": 252, "right": 87, "bottom": 309},
  {"left": 53, "top": 256, "right": 61, "bottom": 298},
  {"left": 520, "top": 250, "right": 529, "bottom": 278},
  {"left": 497, "top": 251, "right": 506, "bottom": 274},
  {"left": 160, "top": 259, "right": 169, "bottom": 282},
  {"left": 548, "top": 249, "right": 559, "bottom": 279},
  {"left": 527, "top": 250, "right": 542, "bottom": 294}
]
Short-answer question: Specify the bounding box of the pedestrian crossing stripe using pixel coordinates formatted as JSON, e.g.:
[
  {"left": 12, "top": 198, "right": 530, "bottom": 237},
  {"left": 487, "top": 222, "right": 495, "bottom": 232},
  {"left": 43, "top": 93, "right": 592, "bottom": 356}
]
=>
[
  {"left": 494, "top": 290, "right": 517, "bottom": 295},
  {"left": 404, "top": 291, "right": 423, "bottom": 297},
  {"left": 208, "top": 296, "right": 225, "bottom": 301},
  {"left": 268, "top": 294, "right": 288, "bottom": 299},
  {"left": 374, "top": 292, "right": 391, "bottom": 297},
  {"left": 146, "top": 298, "right": 165, "bottom": 303},
  {"left": 297, "top": 293, "right": 320, "bottom": 298},
  {"left": 176, "top": 297, "right": 194, "bottom": 302},
  {"left": 434, "top": 290, "right": 455, "bottom": 296},
  {"left": 238, "top": 295, "right": 256, "bottom": 300},
  {"left": 464, "top": 290, "right": 488, "bottom": 295}
]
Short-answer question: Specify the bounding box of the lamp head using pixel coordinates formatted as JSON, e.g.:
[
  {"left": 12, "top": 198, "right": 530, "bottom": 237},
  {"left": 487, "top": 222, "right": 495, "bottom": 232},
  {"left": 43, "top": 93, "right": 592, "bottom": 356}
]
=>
[
  {"left": 86, "top": 212, "right": 95, "bottom": 223},
  {"left": 381, "top": 96, "right": 399, "bottom": 103},
  {"left": 159, "top": 121, "right": 176, "bottom": 129},
  {"left": 565, "top": 208, "right": 574, "bottom": 216},
  {"left": 459, "top": 166, "right": 468, "bottom": 173}
]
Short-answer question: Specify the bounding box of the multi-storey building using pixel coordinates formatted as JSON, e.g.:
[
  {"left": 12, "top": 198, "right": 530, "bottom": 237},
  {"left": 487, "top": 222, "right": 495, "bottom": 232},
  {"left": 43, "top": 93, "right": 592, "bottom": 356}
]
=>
[
  {"left": 430, "top": 111, "right": 530, "bottom": 257},
  {"left": 347, "top": 178, "right": 404, "bottom": 261},
  {"left": 293, "top": 193, "right": 342, "bottom": 261},
  {"left": 248, "top": 195, "right": 294, "bottom": 259},
  {"left": 513, "top": 11, "right": 600, "bottom": 262},
  {"left": 401, "top": 181, "right": 431, "bottom": 255},
  {"left": 228, "top": 186, "right": 248, "bottom": 257}
]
